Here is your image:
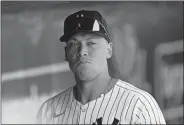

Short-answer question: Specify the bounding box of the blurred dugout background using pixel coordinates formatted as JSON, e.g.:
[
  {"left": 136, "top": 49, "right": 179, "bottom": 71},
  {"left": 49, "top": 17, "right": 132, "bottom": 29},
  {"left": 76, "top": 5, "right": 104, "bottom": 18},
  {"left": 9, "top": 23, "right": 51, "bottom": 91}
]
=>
[{"left": 1, "top": 1, "right": 183, "bottom": 124}]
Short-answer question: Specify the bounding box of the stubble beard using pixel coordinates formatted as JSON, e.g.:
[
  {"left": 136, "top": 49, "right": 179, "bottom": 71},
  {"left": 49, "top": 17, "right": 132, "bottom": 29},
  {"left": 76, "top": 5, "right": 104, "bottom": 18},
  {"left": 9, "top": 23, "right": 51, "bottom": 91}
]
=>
[{"left": 74, "top": 64, "right": 99, "bottom": 81}]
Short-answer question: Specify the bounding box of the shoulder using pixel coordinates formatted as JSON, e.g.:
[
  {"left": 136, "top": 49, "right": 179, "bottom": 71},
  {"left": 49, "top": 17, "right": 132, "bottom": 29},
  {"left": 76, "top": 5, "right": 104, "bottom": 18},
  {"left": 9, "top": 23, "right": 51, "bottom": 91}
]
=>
[
  {"left": 115, "top": 79, "right": 161, "bottom": 113},
  {"left": 48, "top": 86, "right": 73, "bottom": 104},
  {"left": 36, "top": 85, "right": 74, "bottom": 123},
  {"left": 115, "top": 79, "right": 156, "bottom": 102},
  {"left": 42, "top": 86, "right": 73, "bottom": 108},
  {"left": 116, "top": 79, "right": 166, "bottom": 124}
]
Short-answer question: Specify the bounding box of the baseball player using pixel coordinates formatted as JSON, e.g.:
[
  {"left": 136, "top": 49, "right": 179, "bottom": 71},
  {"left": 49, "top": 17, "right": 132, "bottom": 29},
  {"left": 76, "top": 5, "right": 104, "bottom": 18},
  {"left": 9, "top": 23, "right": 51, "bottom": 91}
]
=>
[{"left": 37, "top": 10, "right": 166, "bottom": 124}]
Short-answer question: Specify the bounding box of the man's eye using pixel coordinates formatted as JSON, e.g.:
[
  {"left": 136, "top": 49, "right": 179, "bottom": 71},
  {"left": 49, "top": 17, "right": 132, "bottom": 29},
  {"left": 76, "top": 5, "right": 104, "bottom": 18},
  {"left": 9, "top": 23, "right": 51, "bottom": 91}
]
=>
[
  {"left": 88, "top": 42, "right": 95, "bottom": 45},
  {"left": 70, "top": 43, "right": 77, "bottom": 46}
]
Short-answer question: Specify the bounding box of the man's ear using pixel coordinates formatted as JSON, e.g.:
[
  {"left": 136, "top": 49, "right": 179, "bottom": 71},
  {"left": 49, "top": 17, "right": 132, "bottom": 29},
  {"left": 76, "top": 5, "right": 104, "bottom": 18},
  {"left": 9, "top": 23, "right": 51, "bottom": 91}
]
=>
[
  {"left": 64, "top": 46, "right": 68, "bottom": 61},
  {"left": 107, "top": 42, "right": 113, "bottom": 59}
]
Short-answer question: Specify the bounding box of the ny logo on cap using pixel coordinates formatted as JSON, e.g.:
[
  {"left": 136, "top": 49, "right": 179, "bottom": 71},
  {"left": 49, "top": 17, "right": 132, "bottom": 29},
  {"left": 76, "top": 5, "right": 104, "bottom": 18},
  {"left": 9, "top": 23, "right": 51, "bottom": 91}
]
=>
[{"left": 92, "top": 20, "right": 100, "bottom": 31}]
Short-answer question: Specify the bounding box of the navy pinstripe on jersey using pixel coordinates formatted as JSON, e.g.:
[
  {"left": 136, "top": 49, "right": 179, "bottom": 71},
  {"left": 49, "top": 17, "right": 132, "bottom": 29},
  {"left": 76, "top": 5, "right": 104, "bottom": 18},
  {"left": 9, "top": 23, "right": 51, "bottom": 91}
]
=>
[{"left": 36, "top": 79, "right": 166, "bottom": 124}]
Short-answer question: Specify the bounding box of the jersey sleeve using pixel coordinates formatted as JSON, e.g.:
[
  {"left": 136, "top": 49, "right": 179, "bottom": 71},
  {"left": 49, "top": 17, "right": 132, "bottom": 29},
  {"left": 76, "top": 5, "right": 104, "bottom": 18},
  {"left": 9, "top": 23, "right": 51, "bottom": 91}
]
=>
[
  {"left": 132, "top": 93, "right": 166, "bottom": 124},
  {"left": 36, "top": 100, "right": 53, "bottom": 124},
  {"left": 36, "top": 102, "right": 47, "bottom": 124}
]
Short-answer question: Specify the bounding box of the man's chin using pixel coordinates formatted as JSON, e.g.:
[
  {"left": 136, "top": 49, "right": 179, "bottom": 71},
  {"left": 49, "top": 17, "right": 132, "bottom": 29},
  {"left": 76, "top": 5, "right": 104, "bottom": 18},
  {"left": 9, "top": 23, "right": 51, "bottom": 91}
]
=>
[
  {"left": 77, "top": 76, "right": 92, "bottom": 81},
  {"left": 75, "top": 70, "right": 97, "bottom": 81}
]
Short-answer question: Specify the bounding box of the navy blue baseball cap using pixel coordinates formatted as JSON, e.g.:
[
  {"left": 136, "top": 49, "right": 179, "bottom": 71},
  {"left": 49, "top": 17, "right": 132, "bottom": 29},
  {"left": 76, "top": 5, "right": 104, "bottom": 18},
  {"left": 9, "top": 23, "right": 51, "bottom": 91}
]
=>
[{"left": 60, "top": 10, "right": 111, "bottom": 42}]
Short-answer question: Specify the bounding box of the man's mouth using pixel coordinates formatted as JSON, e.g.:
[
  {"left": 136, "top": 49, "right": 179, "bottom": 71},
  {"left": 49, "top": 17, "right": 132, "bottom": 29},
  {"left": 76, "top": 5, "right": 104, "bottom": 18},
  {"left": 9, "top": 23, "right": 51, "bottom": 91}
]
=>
[{"left": 76, "top": 59, "right": 90, "bottom": 67}]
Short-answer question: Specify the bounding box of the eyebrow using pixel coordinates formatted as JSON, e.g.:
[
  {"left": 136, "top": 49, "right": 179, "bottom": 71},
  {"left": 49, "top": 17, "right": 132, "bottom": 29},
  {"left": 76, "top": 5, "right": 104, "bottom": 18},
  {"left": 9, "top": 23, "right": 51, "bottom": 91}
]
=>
[
  {"left": 86, "top": 37, "right": 95, "bottom": 40},
  {"left": 69, "top": 38, "right": 78, "bottom": 41},
  {"left": 67, "top": 38, "right": 79, "bottom": 44}
]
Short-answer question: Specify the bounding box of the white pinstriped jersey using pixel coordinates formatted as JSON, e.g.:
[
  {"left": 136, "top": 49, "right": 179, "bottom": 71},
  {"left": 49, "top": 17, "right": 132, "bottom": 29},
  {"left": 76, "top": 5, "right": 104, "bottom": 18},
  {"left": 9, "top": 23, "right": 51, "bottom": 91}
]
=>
[{"left": 37, "top": 79, "right": 166, "bottom": 124}]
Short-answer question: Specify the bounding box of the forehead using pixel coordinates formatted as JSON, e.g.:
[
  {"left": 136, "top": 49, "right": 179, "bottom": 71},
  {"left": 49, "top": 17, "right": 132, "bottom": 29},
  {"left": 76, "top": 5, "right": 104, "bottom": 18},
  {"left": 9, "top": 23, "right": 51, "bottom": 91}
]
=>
[{"left": 68, "top": 32, "right": 104, "bottom": 42}]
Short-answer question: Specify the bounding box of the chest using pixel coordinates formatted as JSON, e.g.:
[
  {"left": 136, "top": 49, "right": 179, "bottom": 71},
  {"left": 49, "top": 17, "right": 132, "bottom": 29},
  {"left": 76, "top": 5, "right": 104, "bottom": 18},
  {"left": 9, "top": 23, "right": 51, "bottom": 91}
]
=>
[{"left": 50, "top": 97, "right": 132, "bottom": 124}]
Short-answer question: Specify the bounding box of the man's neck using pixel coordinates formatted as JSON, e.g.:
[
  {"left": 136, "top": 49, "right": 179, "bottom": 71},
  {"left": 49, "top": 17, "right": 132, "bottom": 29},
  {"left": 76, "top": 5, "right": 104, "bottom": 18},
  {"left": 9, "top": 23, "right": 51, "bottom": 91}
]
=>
[{"left": 74, "top": 72, "right": 111, "bottom": 105}]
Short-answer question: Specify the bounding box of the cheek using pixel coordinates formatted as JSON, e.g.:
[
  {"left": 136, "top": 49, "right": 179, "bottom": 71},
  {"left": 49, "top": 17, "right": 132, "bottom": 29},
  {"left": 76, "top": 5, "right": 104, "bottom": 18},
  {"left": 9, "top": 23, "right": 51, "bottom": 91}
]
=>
[
  {"left": 91, "top": 48, "right": 107, "bottom": 66},
  {"left": 92, "top": 47, "right": 107, "bottom": 59},
  {"left": 67, "top": 49, "right": 78, "bottom": 62}
]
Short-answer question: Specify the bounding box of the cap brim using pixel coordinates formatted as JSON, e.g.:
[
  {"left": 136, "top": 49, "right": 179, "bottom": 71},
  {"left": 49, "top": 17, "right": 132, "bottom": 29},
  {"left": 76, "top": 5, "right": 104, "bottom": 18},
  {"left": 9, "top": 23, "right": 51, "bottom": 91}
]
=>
[
  {"left": 60, "top": 32, "right": 76, "bottom": 42},
  {"left": 60, "top": 35, "right": 65, "bottom": 42},
  {"left": 60, "top": 31, "right": 110, "bottom": 43}
]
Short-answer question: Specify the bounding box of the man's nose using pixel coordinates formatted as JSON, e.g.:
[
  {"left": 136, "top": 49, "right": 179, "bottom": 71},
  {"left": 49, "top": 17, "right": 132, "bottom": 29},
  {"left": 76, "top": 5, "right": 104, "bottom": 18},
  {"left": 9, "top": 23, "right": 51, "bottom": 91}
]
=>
[{"left": 77, "top": 43, "right": 88, "bottom": 57}]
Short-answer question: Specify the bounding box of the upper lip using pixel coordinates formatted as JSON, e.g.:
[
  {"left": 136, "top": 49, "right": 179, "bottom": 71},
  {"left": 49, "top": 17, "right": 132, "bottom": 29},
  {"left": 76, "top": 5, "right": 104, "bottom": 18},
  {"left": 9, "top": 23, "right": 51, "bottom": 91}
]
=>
[{"left": 76, "top": 58, "right": 90, "bottom": 66}]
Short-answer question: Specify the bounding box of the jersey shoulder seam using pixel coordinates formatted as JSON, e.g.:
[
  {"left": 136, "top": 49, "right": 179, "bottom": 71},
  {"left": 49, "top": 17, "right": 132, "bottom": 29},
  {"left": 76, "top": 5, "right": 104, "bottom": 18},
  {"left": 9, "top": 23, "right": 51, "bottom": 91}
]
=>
[
  {"left": 116, "top": 79, "right": 153, "bottom": 101},
  {"left": 42, "top": 85, "right": 74, "bottom": 106}
]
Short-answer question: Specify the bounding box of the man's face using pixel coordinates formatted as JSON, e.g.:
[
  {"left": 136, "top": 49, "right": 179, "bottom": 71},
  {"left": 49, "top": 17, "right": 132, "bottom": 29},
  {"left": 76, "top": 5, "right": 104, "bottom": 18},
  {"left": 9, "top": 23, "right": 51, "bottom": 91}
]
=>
[{"left": 65, "top": 32, "right": 112, "bottom": 80}]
